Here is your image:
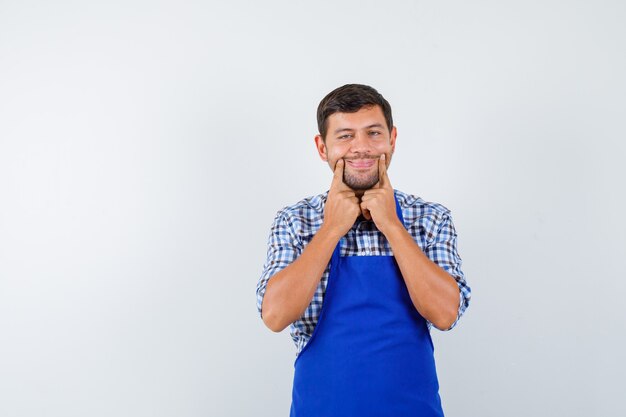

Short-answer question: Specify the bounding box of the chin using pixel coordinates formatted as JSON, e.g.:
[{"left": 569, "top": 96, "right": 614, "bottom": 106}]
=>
[{"left": 345, "top": 173, "right": 379, "bottom": 190}]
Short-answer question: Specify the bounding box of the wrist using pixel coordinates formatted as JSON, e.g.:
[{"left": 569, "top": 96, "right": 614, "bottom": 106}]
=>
[
  {"left": 318, "top": 222, "right": 345, "bottom": 242},
  {"left": 379, "top": 218, "right": 405, "bottom": 238}
]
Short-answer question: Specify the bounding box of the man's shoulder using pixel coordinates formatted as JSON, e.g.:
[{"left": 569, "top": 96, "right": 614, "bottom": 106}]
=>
[
  {"left": 271, "top": 191, "right": 329, "bottom": 223},
  {"left": 394, "top": 189, "right": 451, "bottom": 218}
]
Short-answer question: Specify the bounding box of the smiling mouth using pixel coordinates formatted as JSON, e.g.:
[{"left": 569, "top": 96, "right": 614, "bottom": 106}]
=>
[{"left": 346, "top": 159, "right": 376, "bottom": 169}]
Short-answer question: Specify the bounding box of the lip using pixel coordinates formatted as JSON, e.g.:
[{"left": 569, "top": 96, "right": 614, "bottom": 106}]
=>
[{"left": 346, "top": 159, "right": 376, "bottom": 169}]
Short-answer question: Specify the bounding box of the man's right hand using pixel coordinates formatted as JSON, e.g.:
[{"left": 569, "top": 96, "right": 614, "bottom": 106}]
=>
[
  {"left": 322, "top": 158, "right": 361, "bottom": 238},
  {"left": 261, "top": 158, "right": 360, "bottom": 332}
]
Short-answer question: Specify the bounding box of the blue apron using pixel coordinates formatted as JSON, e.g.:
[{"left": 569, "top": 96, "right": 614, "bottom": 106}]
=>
[{"left": 290, "top": 195, "right": 444, "bottom": 417}]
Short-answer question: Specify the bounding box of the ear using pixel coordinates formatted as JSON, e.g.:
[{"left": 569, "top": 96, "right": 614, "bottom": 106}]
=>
[
  {"left": 314, "top": 134, "right": 328, "bottom": 161},
  {"left": 389, "top": 126, "right": 397, "bottom": 155}
]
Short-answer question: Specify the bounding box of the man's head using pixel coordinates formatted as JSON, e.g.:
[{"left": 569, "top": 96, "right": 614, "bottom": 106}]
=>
[{"left": 315, "top": 84, "right": 397, "bottom": 191}]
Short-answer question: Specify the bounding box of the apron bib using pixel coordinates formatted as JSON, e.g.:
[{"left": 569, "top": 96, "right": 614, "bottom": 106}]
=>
[{"left": 290, "top": 195, "right": 444, "bottom": 417}]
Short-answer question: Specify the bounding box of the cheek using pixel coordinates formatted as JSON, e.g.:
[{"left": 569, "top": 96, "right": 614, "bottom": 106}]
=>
[
  {"left": 375, "top": 142, "right": 392, "bottom": 152},
  {"left": 376, "top": 144, "right": 393, "bottom": 159},
  {"left": 326, "top": 147, "right": 345, "bottom": 162}
]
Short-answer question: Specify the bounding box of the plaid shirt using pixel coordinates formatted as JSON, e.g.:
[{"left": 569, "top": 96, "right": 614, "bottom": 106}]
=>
[{"left": 256, "top": 189, "right": 471, "bottom": 357}]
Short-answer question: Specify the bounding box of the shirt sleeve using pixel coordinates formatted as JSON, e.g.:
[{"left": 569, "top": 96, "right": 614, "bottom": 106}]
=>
[
  {"left": 423, "top": 212, "right": 471, "bottom": 331},
  {"left": 256, "top": 210, "right": 301, "bottom": 319}
]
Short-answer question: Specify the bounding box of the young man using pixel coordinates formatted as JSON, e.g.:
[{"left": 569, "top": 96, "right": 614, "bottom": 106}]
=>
[{"left": 256, "top": 84, "right": 471, "bottom": 416}]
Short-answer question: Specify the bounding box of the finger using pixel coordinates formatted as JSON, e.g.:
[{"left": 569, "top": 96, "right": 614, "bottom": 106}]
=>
[
  {"left": 377, "top": 153, "right": 390, "bottom": 188},
  {"left": 364, "top": 185, "right": 385, "bottom": 196},
  {"left": 360, "top": 201, "right": 372, "bottom": 220},
  {"left": 360, "top": 191, "right": 379, "bottom": 200},
  {"left": 333, "top": 158, "right": 343, "bottom": 179},
  {"left": 331, "top": 158, "right": 348, "bottom": 189},
  {"left": 339, "top": 190, "right": 358, "bottom": 199}
]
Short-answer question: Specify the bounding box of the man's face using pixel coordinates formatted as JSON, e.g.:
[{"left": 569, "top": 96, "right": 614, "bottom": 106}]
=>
[{"left": 315, "top": 105, "right": 397, "bottom": 190}]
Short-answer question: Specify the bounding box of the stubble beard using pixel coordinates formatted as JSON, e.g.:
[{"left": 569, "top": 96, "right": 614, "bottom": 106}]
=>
[{"left": 344, "top": 167, "right": 379, "bottom": 190}]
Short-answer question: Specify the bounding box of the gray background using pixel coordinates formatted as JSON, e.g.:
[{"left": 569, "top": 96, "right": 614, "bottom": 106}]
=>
[{"left": 1, "top": 1, "right": 625, "bottom": 416}]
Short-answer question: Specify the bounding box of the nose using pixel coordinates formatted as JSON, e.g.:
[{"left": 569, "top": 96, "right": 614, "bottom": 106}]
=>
[{"left": 349, "top": 132, "right": 371, "bottom": 154}]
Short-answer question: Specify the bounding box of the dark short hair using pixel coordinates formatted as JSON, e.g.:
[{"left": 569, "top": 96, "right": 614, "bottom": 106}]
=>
[{"left": 317, "top": 84, "right": 393, "bottom": 140}]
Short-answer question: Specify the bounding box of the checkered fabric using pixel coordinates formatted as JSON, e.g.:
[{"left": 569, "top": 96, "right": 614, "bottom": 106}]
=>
[{"left": 256, "top": 189, "right": 471, "bottom": 357}]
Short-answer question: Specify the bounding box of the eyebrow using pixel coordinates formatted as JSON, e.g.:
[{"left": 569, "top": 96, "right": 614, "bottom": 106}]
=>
[{"left": 333, "top": 123, "right": 385, "bottom": 134}]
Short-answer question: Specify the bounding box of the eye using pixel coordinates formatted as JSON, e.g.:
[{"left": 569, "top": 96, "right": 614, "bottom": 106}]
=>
[
  {"left": 368, "top": 131, "right": 382, "bottom": 137},
  {"left": 338, "top": 134, "right": 353, "bottom": 140}
]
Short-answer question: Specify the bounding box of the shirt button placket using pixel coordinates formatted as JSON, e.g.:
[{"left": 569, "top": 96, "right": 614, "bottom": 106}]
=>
[
  {"left": 356, "top": 222, "right": 368, "bottom": 256},
  {"left": 362, "top": 226, "right": 372, "bottom": 256}
]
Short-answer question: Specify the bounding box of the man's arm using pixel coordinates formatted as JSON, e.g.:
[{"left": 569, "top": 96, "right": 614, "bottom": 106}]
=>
[
  {"left": 259, "top": 159, "right": 361, "bottom": 332},
  {"left": 360, "top": 155, "right": 470, "bottom": 330},
  {"left": 261, "top": 224, "right": 341, "bottom": 332},
  {"left": 384, "top": 215, "right": 465, "bottom": 330}
]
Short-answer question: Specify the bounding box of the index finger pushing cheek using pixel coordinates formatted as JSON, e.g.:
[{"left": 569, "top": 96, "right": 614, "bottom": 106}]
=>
[
  {"left": 335, "top": 158, "right": 344, "bottom": 172},
  {"left": 379, "top": 153, "right": 386, "bottom": 176},
  {"left": 333, "top": 158, "right": 344, "bottom": 178},
  {"left": 331, "top": 158, "right": 346, "bottom": 187}
]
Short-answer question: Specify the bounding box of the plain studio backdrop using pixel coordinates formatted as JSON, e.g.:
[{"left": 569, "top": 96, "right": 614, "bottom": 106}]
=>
[{"left": 1, "top": 1, "right": 625, "bottom": 416}]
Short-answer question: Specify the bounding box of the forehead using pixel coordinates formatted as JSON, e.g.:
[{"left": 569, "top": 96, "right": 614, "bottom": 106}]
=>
[{"left": 327, "top": 105, "right": 387, "bottom": 131}]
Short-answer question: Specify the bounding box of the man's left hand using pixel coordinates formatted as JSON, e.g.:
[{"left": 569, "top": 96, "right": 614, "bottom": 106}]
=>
[{"left": 360, "top": 154, "right": 401, "bottom": 235}]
